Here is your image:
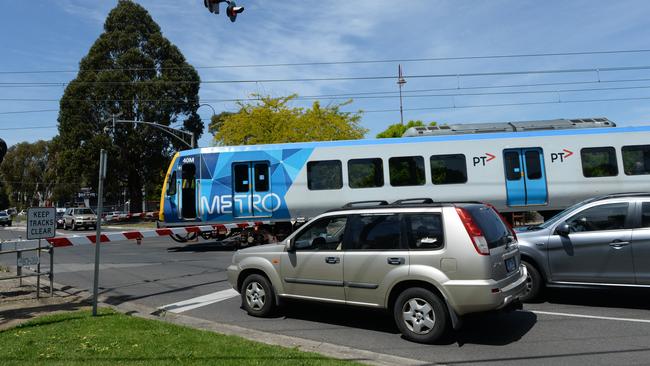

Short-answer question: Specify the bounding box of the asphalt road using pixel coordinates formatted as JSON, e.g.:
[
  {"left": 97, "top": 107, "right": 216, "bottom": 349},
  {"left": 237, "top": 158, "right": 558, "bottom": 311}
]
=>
[{"left": 2, "top": 225, "right": 650, "bottom": 365}]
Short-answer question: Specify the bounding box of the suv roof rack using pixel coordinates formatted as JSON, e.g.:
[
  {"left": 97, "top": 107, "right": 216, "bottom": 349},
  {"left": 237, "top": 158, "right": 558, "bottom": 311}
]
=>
[
  {"left": 342, "top": 200, "right": 389, "bottom": 208},
  {"left": 594, "top": 192, "right": 650, "bottom": 200},
  {"left": 391, "top": 198, "right": 435, "bottom": 205}
]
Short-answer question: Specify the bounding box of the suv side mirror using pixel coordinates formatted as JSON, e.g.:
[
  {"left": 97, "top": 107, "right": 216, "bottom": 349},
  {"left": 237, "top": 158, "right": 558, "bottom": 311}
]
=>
[
  {"left": 286, "top": 239, "right": 295, "bottom": 252},
  {"left": 555, "top": 222, "right": 570, "bottom": 237}
]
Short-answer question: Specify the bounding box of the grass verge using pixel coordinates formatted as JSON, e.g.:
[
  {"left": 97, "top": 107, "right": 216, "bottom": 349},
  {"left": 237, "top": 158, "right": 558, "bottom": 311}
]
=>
[{"left": 0, "top": 309, "right": 360, "bottom": 365}]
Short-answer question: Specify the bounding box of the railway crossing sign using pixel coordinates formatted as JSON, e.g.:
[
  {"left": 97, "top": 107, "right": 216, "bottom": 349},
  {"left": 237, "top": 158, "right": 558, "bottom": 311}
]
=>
[{"left": 27, "top": 207, "right": 56, "bottom": 240}]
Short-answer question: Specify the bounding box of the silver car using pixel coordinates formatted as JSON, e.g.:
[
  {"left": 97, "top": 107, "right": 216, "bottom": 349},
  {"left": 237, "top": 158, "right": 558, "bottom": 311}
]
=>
[
  {"left": 62, "top": 207, "right": 97, "bottom": 231},
  {"left": 227, "top": 201, "right": 526, "bottom": 343},
  {"left": 516, "top": 193, "right": 650, "bottom": 302}
]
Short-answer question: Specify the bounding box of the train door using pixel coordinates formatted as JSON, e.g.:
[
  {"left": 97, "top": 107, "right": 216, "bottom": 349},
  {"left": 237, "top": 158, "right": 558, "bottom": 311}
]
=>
[
  {"left": 180, "top": 162, "right": 197, "bottom": 219},
  {"left": 232, "top": 161, "right": 272, "bottom": 218},
  {"left": 503, "top": 148, "right": 548, "bottom": 206}
]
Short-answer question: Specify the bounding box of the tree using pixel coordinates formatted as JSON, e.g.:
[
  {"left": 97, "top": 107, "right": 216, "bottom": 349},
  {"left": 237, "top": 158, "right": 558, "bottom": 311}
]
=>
[
  {"left": 0, "top": 141, "right": 53, "bottom": 208},
  {"left": 376, "top": 120, "right": 437, "bottom": 138},
  {"left": 212, "top": 94, "right": 367, "bottom": 145},
  {"left": 53, "top": 0, "right": 202, "bottom": 211}
]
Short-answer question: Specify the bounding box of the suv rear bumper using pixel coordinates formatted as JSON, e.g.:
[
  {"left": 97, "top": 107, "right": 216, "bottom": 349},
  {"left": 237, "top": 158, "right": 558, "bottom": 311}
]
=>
[{"left": 444, "top": 265, "right": 528, "bottom": 315}]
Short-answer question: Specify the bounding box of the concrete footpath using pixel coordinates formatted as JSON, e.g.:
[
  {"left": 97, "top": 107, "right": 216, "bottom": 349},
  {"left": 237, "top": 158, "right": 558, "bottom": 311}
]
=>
[{"left": 0, "top": 269, "right": 424, "bottom": 366}]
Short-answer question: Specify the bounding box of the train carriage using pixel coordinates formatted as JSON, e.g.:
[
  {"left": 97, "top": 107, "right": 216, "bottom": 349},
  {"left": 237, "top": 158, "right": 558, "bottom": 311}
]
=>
[{"left": 158, "top": 118, "right": 650, "bottom": 243}]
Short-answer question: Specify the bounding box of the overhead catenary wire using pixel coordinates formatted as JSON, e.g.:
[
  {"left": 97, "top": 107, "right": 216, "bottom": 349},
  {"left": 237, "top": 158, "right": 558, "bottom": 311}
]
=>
[
  {"left": 1, "top": 48, "right": 650, "bottom": 74},
  {"left": 3, "top": 64, "right": 650, "bottom": 87},
  {"left": 8, "top": 95, "right": 650, "bottom": 123},
  {"left": 4, "top": 83, "right": 650, "bottom": 116}
]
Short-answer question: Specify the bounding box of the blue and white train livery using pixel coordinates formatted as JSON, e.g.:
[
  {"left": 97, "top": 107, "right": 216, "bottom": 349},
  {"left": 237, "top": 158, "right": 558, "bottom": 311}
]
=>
[{"left": 159, "top": 118, "right": 650, "bottom": 242}]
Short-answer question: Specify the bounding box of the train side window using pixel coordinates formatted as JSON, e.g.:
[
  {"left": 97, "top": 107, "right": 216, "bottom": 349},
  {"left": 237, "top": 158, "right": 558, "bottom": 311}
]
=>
[
  {"left": 524, "top": 151, "right": 542, "bottom": 179},
  {"left": 234, "top": 164, "right": 250, "bottom": 192},
  {"left": 254, "top": 163, "right": 269, "bottom": 192},
  {"left": 504, "top": 151, "right": 521, "bottom": 181},
  {"left": 622, "top": 145, "right": 650, "bottom": 176},
  {"left": 348, "top": 158, "right": 384, "bottom": 188},
  {"left": 167, "top": 171, "right": 177, "bottom": 196},
  {"left": 307, "top": 160, "right": 342, "bottom": 190},
  {"left": 389, "top": 156, "right": 425, "bottom": 186},
  {"left": 581, "top": 147, "right": 618, "bottom": 177},
  {"left": 430, "top": 154, "right": 467, "bottom": 184}
]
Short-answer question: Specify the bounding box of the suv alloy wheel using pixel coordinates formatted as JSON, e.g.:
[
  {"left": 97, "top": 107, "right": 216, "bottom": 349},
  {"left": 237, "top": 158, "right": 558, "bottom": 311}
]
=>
[
  {"left": 394, "top": 287, "right": 449, "bottom": 343},
  {"left": 241, "top": 274, "right": 276, "bottom": 317}
]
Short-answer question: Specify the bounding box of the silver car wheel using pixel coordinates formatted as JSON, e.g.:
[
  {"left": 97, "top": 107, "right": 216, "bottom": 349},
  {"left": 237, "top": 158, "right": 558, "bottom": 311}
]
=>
[
  {"left": 245, "top": 281, "right": 266, "bottom": 310},
  {"left": 524, "top": 270, "right": 533, "bottom": 294},
  {"left": 402, "top": 297, "right": 436, "bottom": 335}
]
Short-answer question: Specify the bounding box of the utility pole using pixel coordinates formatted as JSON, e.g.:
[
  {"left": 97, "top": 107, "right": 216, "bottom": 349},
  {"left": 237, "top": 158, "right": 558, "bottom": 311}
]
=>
[
  {"left": 92, "top": 149, "right": 107, "bottom": 316},
  {"left": 397, "top": 64, "right": 407, "bottom": 125}
]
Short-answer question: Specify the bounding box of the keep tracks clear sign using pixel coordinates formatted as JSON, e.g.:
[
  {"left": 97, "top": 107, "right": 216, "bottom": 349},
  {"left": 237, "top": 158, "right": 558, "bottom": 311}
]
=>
[{"left": 27, "top": 207, "right": 56, "bottom": 240}]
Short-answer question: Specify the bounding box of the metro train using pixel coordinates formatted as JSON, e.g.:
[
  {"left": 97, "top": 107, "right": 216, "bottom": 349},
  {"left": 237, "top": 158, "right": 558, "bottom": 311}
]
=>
[{"left": 158, "top": 118, "right": 650, "bottom": 243}]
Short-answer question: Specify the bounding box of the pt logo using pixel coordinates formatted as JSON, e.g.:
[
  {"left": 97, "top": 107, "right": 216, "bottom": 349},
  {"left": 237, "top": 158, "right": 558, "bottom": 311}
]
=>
[
  {"left": 551, "top": 149, "right": 573, "bottom": 163},
  {"left": 472, "top": 153, "right": 496, "bottom": 166}
]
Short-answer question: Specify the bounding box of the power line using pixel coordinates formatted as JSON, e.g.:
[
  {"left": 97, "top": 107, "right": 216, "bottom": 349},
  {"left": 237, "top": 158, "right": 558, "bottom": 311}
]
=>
[
  {"left": 1, "top": 48, "right": 650, "bottom": 74},
  {"left": 5, "top": 83, "right": 650, "bottom": 116},
  {"left": 7, "top": 95, "right": 650, "bottom": 122},
  {"left": 0, "top": 109, "right": 59, "bottom": 115},
  {"left": 0, "top": 126, "right": 58, "bottom": 130},
  {"left": 2, "top": 64, "right": 650, "bottom": 87},
  {"left": 361, "top": 95, "right": 650, "bottom": 113}
]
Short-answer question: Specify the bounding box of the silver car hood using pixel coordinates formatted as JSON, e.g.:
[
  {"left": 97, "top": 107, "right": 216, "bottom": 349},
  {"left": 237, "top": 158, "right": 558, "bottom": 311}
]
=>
[{"left": 237, "top": 243, "right": 286, "bottom": 255}]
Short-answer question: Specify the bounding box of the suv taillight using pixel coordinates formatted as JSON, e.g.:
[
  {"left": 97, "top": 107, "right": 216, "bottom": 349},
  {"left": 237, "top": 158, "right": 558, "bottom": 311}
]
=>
[{"left": 455, "top": 207, "right": 490, "bottom": 256}]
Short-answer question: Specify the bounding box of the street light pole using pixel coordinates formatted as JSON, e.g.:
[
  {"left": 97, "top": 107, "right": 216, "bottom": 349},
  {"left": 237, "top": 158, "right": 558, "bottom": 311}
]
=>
[{"left": 110, "top": 116, "right": 196, "bottom": 149}]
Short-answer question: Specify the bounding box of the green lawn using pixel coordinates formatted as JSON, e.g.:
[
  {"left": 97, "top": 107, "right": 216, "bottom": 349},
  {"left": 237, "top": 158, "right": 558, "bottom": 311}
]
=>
[{"left": 0, "top": 309, "right": 359, "bottom": 365}]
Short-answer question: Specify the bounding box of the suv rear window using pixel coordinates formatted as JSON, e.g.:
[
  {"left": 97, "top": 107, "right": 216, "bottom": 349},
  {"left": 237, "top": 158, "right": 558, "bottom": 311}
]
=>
[{"left": 459, "top": 204, "right": 511, "bottom": 249}]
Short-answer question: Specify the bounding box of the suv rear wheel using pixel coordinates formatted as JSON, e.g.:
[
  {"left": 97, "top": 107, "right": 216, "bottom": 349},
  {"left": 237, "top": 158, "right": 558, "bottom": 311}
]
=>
[
  {"left": 394, "top": 287, "right": 449, "bottom": 343},
  {"left": 241, "top": 274, "right": 276, "bottom": 317}
]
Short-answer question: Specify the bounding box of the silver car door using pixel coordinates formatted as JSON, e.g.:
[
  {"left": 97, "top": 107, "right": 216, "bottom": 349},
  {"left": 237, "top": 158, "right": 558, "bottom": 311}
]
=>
[{"left": 547, "top": 202, "right": 634, "bottom": 284}]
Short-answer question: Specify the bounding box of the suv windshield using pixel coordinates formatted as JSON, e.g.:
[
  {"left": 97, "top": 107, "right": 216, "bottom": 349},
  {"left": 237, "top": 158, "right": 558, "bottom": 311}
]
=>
[
  {"left": 460, "top": 204, "right": 512, "bottom": 249},
  {"left": 76, "top": 208, "right": 95, "bottom": 215}
]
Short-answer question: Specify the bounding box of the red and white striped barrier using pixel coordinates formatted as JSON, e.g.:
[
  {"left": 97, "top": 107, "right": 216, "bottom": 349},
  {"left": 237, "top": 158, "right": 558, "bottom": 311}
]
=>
[
  {"left": 11, "top": 221, "right": 270, "bottom": 248},
  {"left": 104, "top": 211, "right": 158, "bottom": 221}
]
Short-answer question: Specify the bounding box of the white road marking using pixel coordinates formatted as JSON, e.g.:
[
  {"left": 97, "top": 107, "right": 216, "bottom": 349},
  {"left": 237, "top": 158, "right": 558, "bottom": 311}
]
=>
[
  {"left": 158, "top": 288, "right": 240, "bottom": 314},
  {"left": 532, "top": 310, "right": 650, "bottom": 324}
]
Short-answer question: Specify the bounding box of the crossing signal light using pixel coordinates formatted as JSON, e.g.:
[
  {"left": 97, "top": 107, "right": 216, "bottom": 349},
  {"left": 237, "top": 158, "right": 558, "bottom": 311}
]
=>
[
  {"left": 204, "top": 0, "right": 222, "bottom": 14},
  {"left": 226, "top": 1, "right": 244, "bottom": 22},
  {"left": 204, "top": 0, "right": 244, "bottom": 22}
]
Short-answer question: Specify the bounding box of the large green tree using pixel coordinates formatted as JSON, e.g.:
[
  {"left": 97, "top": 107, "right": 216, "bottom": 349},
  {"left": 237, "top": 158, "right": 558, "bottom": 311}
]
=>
[
  {"left": 0, "top": 141, "right": 53, "bottom": 208},
  {"left": 53, "top": 0, "right": 202, "bottom": 211},
  {"left": 211, "top": 95, "right": 367, "bottom": 145},
  {"left": 376, "top": 120, "right": 437, "bottom": 138}
]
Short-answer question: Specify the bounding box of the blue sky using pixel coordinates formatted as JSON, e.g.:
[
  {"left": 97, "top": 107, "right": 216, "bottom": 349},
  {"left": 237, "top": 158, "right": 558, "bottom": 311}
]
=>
[{"left": 2, "top": 0, "right": 650, "bottom": 147}]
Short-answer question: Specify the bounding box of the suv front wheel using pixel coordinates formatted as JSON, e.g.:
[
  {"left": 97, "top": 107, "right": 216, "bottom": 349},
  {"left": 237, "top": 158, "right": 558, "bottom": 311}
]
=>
[
  {"left": 394, "top": 288, "right": 449, "bottom": 343},
  {"left": 241, "top": 274, "right": 276, "bottom": 317},
  {"left": 520, "top": 260, "right": 543, "bottom": 302}
]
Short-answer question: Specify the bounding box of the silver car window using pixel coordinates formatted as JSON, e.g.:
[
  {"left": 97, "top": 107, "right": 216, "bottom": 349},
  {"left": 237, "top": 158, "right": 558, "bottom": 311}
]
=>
[
  {"left": 566, "top": 203, "right": 629, "bottom": 233},
  {"left": 293, "top": 216, "right": 347, "bottom": 251}
]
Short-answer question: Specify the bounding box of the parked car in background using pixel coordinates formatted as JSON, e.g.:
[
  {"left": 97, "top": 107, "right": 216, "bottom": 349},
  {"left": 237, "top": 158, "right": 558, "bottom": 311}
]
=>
[
  {"left": 228, "top": 200, "right": 526, "bottom": 343},
  {"left": 56, "top": 211, "right": 65, "bottom": 229},
  {"left": 516, "top": 193, "right": 650, "bottom": 302},
  {"left": 62, "top": 207, "right": 97, "bottom": 231},
  {"left": 0, "top": 211, "right": 12, "bottom": 226}
]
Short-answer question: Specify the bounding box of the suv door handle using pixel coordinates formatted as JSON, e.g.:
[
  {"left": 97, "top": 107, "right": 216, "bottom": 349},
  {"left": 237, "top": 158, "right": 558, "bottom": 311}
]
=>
[
  {"left": 387, "top": 257, "right": 405, "bottom": 265},
  {"left": 325, "top": 256, "right": 340, "bottom": 264},
  {"left": 609, "top": 240, "right": 630, "bottom": 249}
]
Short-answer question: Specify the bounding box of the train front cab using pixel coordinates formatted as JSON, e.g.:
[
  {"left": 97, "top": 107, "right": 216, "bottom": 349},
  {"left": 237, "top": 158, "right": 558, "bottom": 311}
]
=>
[{"left": 160, "top": 153, "right": 201, "bottom": 224}]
